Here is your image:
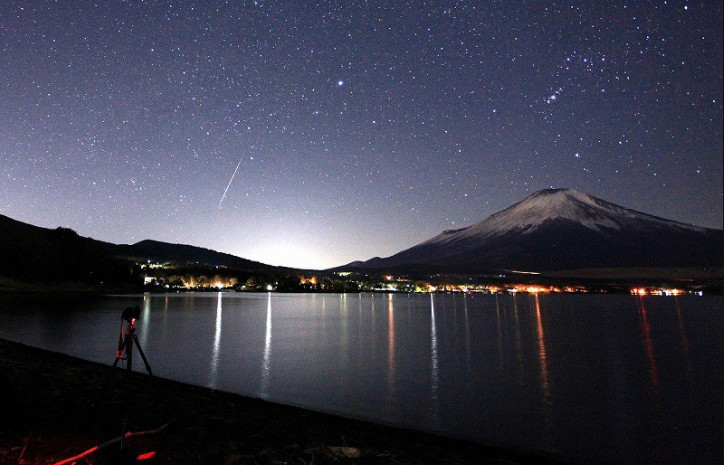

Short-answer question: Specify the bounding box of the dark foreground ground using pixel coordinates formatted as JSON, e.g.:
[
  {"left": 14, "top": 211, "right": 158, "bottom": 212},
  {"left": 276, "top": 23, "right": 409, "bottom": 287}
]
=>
[{"left": 0, "top": 339, "right": 572, "bottom": 465}]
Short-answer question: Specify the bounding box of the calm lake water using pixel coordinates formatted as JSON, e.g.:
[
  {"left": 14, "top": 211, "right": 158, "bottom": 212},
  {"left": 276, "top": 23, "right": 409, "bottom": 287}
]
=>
[{"left": 0, "top": 292, "right": 721, "bottom": 465}]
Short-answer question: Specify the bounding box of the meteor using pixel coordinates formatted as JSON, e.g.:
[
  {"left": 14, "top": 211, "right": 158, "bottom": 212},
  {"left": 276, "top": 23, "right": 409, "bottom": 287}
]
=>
[{"left": 218, "top": 156, "right": 244, "bottom": 209}]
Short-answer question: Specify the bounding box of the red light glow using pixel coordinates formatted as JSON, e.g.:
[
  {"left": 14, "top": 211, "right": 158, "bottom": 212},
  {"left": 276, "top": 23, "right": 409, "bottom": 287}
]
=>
[{"left": 137, "top": 451, "right": 158, "bottom": 461}]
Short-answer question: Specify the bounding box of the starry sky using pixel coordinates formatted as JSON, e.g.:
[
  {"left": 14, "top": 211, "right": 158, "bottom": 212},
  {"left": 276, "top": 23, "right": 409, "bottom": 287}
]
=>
[{"left": 1, "top": 1, "right": 722, "bottom": 269}]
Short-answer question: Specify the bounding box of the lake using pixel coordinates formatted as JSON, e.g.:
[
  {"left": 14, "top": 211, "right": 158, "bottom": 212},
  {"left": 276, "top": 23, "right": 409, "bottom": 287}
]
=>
[{"left": 0, "top": 292, "right": 721, "bottom": 465}]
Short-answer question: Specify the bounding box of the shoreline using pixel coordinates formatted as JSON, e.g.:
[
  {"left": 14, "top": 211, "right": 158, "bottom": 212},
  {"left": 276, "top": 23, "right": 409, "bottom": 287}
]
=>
[
  {"left": 2, "top": 264, "right": 722, "bottom": 296},
  {"left": 0, "top": 338, "right": 573, "bottom": 465}
]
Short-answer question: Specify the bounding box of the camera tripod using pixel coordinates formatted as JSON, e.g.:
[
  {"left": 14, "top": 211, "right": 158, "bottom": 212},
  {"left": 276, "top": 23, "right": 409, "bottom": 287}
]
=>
[
  {"left": 52, "top": 307, "right": 167, "bottom": 465},
  {"left": 112, "top": 306, "right": 157, "bottom": 452},
  {"left": 113, "top": 306, "right": 155, "bottom": 378}
]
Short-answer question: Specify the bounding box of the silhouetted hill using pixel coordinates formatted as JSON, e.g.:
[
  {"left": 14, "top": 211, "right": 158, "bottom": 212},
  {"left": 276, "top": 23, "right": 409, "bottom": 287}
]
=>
[
  {"left": 0, "top": 214, "right": 285, "bottom": 287},
  {"left": 0, "top": 214, "right": 129, "bottom": 285},
  {"left": 109, "top": 239, "right": 283, "bottom": 272}
]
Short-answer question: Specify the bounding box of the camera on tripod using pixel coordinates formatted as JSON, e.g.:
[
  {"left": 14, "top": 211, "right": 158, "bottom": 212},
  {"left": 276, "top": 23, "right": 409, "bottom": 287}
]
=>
[
  {"left": 111, "top": 303, "right": 162, "bottom": 452},
  {"left": 122, "top": 306, "right": 141, "bottom": 323}
]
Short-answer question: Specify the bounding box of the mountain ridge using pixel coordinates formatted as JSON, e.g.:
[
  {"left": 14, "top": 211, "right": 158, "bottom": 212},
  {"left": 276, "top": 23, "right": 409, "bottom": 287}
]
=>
[
  {"left": 0, "top": 213, "right": 287, "bottom": 286},
  {"left": 340, "top": 188, "right": 723, "bottom": 273}
]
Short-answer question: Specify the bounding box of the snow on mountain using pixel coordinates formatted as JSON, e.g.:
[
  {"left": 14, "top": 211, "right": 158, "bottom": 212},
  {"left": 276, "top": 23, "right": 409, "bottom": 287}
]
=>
[
  {"left": 421, "top": 188, "right": 705, "bottom": 247},
  {"left": 341, "top": 188, "right": 722, "bottom": 272}
]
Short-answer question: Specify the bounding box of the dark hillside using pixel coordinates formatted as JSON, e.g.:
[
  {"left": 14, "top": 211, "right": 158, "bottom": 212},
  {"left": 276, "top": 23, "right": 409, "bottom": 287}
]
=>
[
  {"left": 109, "top": 239, "right": 280, "bottom": 272},
  {"left": 0, "top": 214, "right": 133, "bottom": 286}
]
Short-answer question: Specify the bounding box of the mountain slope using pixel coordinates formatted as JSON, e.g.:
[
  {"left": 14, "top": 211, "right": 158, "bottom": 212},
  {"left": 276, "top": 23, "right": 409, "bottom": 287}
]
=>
[
  {"left": 343, "top": 189, "right": 723, "bottom": 272},
  {"left": 109, "top": 239, "right": 279, "bottom": 272},
  {"left": 0, "top": 214, "right": 128, "bottom": 284},
  {"left": 0, "top": 213, "right": 283, "bottom": 284}
]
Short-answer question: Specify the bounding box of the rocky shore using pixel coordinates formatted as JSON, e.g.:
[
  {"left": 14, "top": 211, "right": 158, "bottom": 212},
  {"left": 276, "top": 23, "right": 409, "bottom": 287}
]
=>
[{"left": 0, "top": 339, "right": 570, "bottom": 465}]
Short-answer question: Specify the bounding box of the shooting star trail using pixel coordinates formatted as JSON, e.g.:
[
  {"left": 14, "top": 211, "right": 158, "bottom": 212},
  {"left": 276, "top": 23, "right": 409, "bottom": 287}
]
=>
[{"left": 218, "top": 156, "right": 244, "bottom": 209}]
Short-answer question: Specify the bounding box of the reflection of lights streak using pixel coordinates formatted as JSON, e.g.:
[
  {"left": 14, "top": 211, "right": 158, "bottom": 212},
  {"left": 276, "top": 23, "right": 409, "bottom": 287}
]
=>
[
  {"left": 370, "top": 295, "right": 376, "bottom": 347},
  {"left": 463, "top": 294, "right": 471, "bottom": 370},
  {"left": 495, "top": 294, "right": 503, "bottom": 366},
  {"left": 209, "top": 292, "right": 223, "bottom": 388},
  {"left": 340, "top": 293, "right": 349, "bottom": 351},
  {"left": 534, "top": 294, "right": 551, "bottom": 405},
  {"left": 636, "top": 296, "right": 659, "bottom": 395},
  {"left": 673, "top": 297, "right": 689, "bottom": 354},
  {"left": 511, "top": 294, "right": 524, "bottom": 386},
  {"left": 140, "top": 294, "right": 151, "bottom": 349},
  {"left": 339, "top": 294, "right": 350, "bottom": 385},
  {"left": 387, "top": 294, "right": 396, "bottom": 399},
  {"left": 430, "top": 294, "right": 440, "bottom": 422},
  {"left": 673, "top": 297, "right": 694, "bottom": 384},
  {"left": 260, "top": 292, "right": 272, "bottom": 397}
]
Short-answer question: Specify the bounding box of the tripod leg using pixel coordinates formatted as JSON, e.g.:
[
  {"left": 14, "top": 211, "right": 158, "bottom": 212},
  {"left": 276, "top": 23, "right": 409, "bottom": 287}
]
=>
[
  {"left": 132, "top": 336, "right": 154, "bottom": 377},
  {"left": 120, "top": 333, "right": 134, "bottom": 451},
  {"left": 92, "top": 334, "right": 130, "bottom": 410},
  {"left": 112, "top": 335, "right": 129, "bottom": 368}
]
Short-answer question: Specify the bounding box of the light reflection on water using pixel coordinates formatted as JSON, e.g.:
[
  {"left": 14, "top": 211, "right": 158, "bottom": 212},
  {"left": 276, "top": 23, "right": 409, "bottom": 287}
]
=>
[
  {"left": 495, "top": 294, "right": 503, "bottom": 367},
  {"left": 260, "top": 292, "right": 272, "bottom": 397},
  {"left": 0, "top": 292, "right": 721, "bottom": 465},
  {"left": 140, "top": 295, "right": 151, "bottom": 349},
  {"left": 636, "top": 295, "right": 660, "bottom": 396},
  {"left": 208, "top": 292, "right": 222, "bottom": 388},
  {"left": 534, "top": 294, "right": 551, "bottom": 406},
  {"left": 429, "top": 293, "right": 440, "bottom": 425},
  {"left": 387, "top": 294, "right": 395, "bottom": 403}
]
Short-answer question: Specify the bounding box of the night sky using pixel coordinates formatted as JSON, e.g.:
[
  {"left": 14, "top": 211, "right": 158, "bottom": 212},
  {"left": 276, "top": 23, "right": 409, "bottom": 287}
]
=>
[{"left": 1, "top": 1, "right": 721, "bottom": 269}]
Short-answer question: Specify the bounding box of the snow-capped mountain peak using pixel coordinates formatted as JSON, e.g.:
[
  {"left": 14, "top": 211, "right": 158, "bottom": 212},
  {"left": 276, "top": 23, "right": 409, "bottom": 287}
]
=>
[
  {"left": 424, "top": 188, "right": 705, "bottom": 246},
  {"left": 481, "top": 188, "right": 617, "bottom": 232},
  {"left": 341, "top": 188, "right": 722, "bottom": 272}
]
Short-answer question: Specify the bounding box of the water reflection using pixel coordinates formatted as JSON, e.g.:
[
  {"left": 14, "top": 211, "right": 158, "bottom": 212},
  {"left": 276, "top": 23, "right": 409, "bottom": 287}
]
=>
[
  {"left": 387, "top": 294, "right": 396, "bottom": 400},
  {"left": 495, "top": 294, "right": 503, "bottom": 367},
  {"left": 370, "top": 294, "right": 378, "bottom": 353},
  {"left": 430, "top": 294, "right": 440, "bottom": 423},
  {"left": 673, "top": 297, "right": 689, "bottom": 354},
  {"left": 140, "top": 294, "right": 152, "bottom": 349},
  {"left": 463, "top": 295, "right": 471, "bottom": 374},
  {"left": 673, "top": 297, "right": 693, "bottom": 385},
  {"left": 636, "top": 296, "right": 659, "bottom": 395},
  {"left": 209, "top": 292, "right": 223, "bottom": 388},
  {"left": 340, "top": 294, "right": 349, "bottom": 373},
  {"left": 260, "top": 292, "right": 272, "bottom": 397},
  {"left": 321, "top": 294, "right": 327, "bottom": 329},
  {"left": 1, "top": 292, "right": 719, "bottom": 465},
  {"left": 534, "top": 294, "right": 551, "bottom": 405},
  {"left": 512, "top": 294, "right": 524, "bottom": 386}
]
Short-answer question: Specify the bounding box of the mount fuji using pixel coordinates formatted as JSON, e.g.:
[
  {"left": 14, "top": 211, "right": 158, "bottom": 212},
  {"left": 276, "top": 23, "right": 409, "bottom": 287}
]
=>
[{"left": 343, "top": 188, "right": 723, "bottom": 273}]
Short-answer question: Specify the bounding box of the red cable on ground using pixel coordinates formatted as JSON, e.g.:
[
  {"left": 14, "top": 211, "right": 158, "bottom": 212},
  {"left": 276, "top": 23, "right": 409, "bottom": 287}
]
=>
[{"left": 51, "top": 423, "right": 169, "bottom": 465}]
